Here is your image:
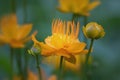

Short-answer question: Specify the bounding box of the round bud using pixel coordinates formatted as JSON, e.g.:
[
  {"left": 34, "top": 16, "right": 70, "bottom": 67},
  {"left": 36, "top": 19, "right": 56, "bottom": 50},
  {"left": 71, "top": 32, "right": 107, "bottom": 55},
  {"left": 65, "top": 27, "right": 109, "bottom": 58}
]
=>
[{"left": 83, "top": 22, "right": 105, "bottom": 39}]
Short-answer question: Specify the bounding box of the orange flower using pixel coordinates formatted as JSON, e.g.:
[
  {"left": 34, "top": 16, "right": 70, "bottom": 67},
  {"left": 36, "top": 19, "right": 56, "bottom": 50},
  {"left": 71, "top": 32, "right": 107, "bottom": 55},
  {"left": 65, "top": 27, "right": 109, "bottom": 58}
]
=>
[
  {"left": 58, "top": 0, "right": 100, "bottom": 16},
  {"left": 0, "top": 14, "right": 35, "bottom": 48},
  {"left": 27, "top": 70, "right": 38, "bottom": 80},
  {"left": 13, "top": 69, "right": 47, "bottom": 80},
  {"left": 32, "top": 20, "right": 88, "bottom": 63},
  {"left": 48, "top": 75, "right": 57, "bottom": 80}
]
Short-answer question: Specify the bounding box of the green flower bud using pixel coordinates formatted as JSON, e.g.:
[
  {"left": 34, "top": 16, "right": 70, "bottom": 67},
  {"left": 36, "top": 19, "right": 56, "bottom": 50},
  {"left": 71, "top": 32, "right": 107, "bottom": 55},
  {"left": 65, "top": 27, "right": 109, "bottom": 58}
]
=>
[
  {"left": 83, "top": 22, "right": 105, "bottom": 39},
  {"left": 28, "top": 44, "right": 41, "bottom": 56}
]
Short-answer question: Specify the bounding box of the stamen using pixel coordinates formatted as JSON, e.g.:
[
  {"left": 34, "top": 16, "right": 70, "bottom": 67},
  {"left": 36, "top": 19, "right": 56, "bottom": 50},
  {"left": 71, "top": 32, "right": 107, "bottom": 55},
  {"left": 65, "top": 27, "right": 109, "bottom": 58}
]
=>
[
  {"left": 66, "top": 21, "right": 71, "bottom": 36},
  {"left": 70, "top": 22, "right": 75, "bottom": 38},
  {"left": 62, "top": 21, "right": 65, "bottom": 34},
  {"left": 52, "top": 19, "right": 80, "bottom": 39},
  {"left": 52, "top": 19, "right": 55, "bottom": 34}
]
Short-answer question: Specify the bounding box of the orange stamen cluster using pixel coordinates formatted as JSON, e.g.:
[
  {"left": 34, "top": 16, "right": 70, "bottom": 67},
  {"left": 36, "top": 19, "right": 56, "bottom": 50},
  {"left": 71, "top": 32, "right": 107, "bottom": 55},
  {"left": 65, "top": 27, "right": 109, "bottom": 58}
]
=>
[{"left": 52, "top": 19, "right": 79, "bottom": 39}]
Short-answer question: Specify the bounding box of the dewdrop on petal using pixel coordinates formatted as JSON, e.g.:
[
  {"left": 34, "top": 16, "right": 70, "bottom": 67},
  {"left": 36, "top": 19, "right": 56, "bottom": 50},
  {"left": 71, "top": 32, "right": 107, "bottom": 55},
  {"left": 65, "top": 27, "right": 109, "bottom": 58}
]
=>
[{"left": 83, "top": 22, "right": 105, "bottom": 39}]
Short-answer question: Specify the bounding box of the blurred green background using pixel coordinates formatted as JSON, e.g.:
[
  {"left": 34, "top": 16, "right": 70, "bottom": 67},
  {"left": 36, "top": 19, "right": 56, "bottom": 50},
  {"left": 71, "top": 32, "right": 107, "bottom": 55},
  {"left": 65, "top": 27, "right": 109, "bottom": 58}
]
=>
[{"left": 0, "top": 0, "right": 120, "bottom": 80}]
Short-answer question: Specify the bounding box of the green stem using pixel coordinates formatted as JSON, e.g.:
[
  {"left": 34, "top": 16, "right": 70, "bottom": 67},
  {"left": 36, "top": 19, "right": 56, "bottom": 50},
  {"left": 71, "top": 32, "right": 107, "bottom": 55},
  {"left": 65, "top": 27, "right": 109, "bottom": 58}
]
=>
[
  {"left": 84, "top": 39, "right": 94, "bottom": 80},
  {"left": 23, "top": 0, "right": 27, "bottom": 23},
  {"left": 11, "top": 0, "right": 16, "bottom": 13},
  {"left": 35, "top": 55, "right": 42, "bottom": 80},
  {"left": 85, "top": 39, "right": 94, "bottom": 65},
  {"left": 59, "top": 56, "right": 64, "bottom": 80},
  {"left": 10, "top": 47, "right": 14, "bottom": 80},
  {"left": 72, "top": 14, "right": 76, "bottom": 21},
  {"left": 16, "top": 49, "right": 23, "bottom": 76},
  {"left": 84, "top": 16, "right": 88, "bottom": 26},
  {"left": 23, "top": 0, "right": 28, "bottom": 78},
  {"left": 71, "top": 14, "right": 80, "bottom": 24},
  {"left": 24, "top": 48, "right": 28, "bottom": 80},
  {"left": 83, "top": 16, "right": 88, "bottom": 47}
]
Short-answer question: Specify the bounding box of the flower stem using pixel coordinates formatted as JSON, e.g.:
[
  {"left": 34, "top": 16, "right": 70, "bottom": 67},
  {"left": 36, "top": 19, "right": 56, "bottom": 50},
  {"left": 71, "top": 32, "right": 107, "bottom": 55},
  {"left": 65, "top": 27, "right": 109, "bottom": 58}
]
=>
[
  {"left": 83, "top": 16, "right": 88, "bottom": 47},
  {"left": 23, "top": 0, "right": 27, "bottom": 23},
  {"left": 72, "top": 14, "right": 76, "bottom": 21},
  {"left": 16, "top": 50, "right": 22, "bottom": 73},
  {"left": 59, "top": 56, "right": 64, "bottom": 80},
  {"left": 10, "top": 47, "right": 14, "bottom": 80},
  {"left": 71, "top": 14, "right": 79, "bottom": 23},
  {"left": 85, "top": 39, "right": 94, "bottom": 65},
  {"left": 35, "top": 55, "right": 42, "bottom": 80},
  {"left": 24, "top": 48, "right": 28, "bottom": 80},
  {"left": 11, "top": 0, "right": 16, "bottom": 13},
  {"left": 84, "top": 39, "right": 94, "bottom": 80},
  {"left": 84, "top": 16, "right": 88, "bottom": 26}
]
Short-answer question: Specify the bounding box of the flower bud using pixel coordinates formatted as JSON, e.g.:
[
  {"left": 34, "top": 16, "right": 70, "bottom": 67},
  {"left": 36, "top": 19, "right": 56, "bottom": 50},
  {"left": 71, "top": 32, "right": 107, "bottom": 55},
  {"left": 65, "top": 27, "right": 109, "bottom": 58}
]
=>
[
  {"left": 83, "top": 22, "right": 105, "bottom": 39},
  {"left": 28, "top": 45, "right": 41, "bottom": 56}
]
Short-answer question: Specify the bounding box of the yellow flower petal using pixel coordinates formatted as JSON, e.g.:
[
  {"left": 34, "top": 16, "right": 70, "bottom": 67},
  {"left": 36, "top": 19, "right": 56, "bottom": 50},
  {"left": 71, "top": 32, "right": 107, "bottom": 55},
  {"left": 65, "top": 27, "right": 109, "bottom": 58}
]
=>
[
  {"left": 64, "top": 55, "right": 80, "bottom": 71},
  {"left": 10, "top": 40, "right": 25, "bottom": 48},
  {"left": 27, "top": 69, "right": 47, "bottom": 80},
  {"left": 48, "top": 75, "right": 57, "bottom": 80},
  {"left": 66, "top": 42, "right": 86, "bottom": 54},
  {"left": 27, "top": 70, "right": 38, "bottom": 80},
  {"left": 13, "top": 75, "right": 22, "bottom": 80},
  {"left": 64, "top": 54, "right": 76, "bottom": 64},
  {"left": 58, "top": 0, "right": 100, "bottom": 16},
  {"left": 40, "top": 42, "right": 55, "bottom": 56},
  {"left": 79, "top": 49, "right": 88, "bottom": 54},
  {"left": 56, "top": 48, "right": 71, "bottom": 58},
  {"left": 16, "top": 24, "right": 32, "bottom": 40},
  {"left": 0, "top": 14, "right": 34, "bottom": 48},
  {"left": 87, "top": 1, "right": 100, "bottom": 11},
  {"left": 58, "top": 0, "right": 70, "bottom": 13},
  {"left": 0, "top": 35, "right": 9, "bottom": 44},
  {"left": 0, "top": 14, "right": 18, "bottom": 38},
  {"left": 32, "top": 35, "right": 55, "bottom": 56}
]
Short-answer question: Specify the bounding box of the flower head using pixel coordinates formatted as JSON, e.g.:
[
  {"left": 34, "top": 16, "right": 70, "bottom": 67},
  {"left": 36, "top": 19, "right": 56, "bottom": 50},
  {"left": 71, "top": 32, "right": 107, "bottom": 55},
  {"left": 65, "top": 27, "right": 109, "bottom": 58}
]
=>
[
  {"left": 32, "top": 19, "right": 88, "bottom": 63},
  {"left": 83, "top": 22, "right": 105, "bottom": 39},
  {"left": 0, "top": 14, "right": 35, "bottom": 48},
  {"left": 58, "top": 0, "right": 100, "bottom": 16}
]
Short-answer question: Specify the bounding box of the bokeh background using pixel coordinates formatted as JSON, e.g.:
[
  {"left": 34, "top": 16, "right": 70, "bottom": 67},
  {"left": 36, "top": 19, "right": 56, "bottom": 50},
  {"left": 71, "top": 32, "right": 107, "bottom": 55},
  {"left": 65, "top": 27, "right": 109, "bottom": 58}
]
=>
[{"left": 0, "top": 0, "right": 120, "bottom": 80}]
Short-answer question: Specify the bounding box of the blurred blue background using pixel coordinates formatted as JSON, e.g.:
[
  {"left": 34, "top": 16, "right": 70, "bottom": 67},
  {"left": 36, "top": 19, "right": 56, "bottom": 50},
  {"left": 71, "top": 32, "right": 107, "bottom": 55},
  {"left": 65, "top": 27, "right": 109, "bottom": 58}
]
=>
[{"left": 0, "top": 0, "right": 120, "bottom": 80}]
